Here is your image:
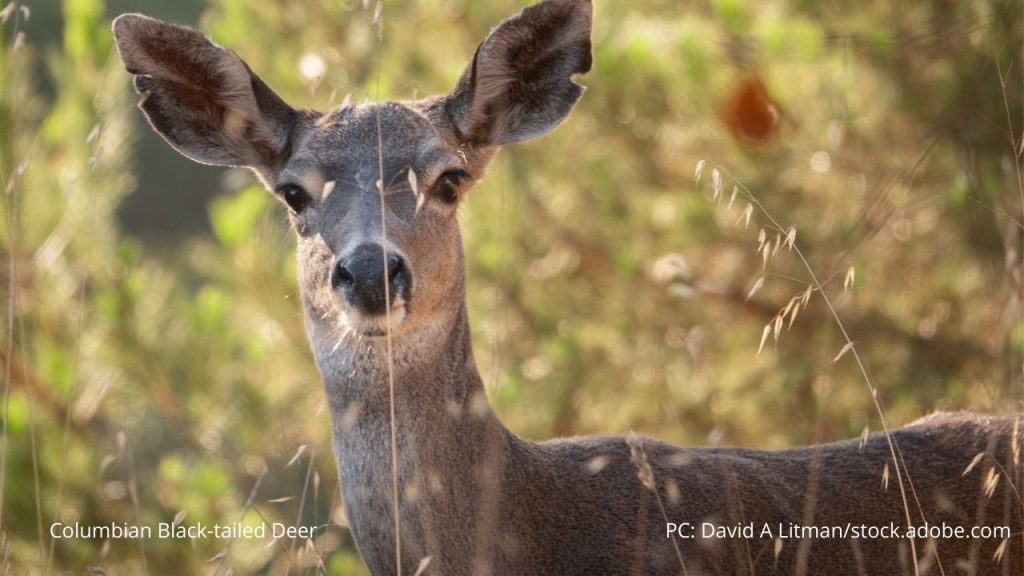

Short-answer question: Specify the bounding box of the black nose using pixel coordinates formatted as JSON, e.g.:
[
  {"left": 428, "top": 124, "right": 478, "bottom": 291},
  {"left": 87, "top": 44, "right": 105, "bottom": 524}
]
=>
[{"left": 332, "top": 244, "right": 410, "bottom": 314}]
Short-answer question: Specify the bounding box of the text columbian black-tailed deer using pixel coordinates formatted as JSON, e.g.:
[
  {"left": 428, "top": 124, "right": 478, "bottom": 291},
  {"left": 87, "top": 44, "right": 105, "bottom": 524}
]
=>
[{"left": 112, "top": 1, "right": 1023, "bottom": 574}]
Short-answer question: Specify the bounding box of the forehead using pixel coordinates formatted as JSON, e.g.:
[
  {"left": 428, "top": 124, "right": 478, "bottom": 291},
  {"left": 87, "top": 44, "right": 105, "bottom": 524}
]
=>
[{"left": 285, "top": 101, "right": 449, "bottom": 182}]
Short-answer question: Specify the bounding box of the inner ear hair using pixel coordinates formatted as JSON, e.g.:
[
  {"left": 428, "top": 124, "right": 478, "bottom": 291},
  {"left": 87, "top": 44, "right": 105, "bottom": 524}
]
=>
[
  {"left": 112, "top": 13, "right": 297, "bottom": 168},
  {"left": 445, "top": 0, "right": 593, "bottom": 147}
]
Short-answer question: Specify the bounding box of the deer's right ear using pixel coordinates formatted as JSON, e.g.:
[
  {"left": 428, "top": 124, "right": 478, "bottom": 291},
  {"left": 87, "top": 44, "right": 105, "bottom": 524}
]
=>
[
  {"left": 442, "top": 0, "right": 592, "bottom": 147},
  {"left": 112, "top": 14, "right": 297, "bottom": 169}
]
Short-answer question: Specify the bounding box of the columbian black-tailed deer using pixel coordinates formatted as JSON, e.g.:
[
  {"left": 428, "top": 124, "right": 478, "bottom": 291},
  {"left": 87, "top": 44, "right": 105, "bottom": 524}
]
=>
[{"left": 112, "top": 1, "right": 1022, "bottom": 574}]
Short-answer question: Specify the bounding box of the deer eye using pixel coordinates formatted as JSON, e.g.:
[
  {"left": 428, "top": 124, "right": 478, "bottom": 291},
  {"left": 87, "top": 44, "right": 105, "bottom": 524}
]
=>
[
  {"left": 276, "top": 183, "right": 312, "bottom": 213},
  {"left": 434, "top": 169, "right": 469, "bottom": 205}
]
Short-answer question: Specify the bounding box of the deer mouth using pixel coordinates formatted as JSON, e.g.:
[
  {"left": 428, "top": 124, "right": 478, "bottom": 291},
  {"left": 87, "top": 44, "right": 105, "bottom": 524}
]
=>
[{"left": 340, "top": 299, "right": 408, "bottom": 337}]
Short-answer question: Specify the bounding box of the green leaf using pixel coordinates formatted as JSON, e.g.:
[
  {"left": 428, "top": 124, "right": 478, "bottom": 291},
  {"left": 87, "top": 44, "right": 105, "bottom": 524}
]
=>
[{"left": 209, "top": 185, "right": 269, "bottom": 249}]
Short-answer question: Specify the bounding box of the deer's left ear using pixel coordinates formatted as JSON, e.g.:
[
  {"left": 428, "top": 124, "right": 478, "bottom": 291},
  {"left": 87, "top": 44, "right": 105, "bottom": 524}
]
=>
[{"left": 444, "top": 0, "right": 592, "bottom": 147}]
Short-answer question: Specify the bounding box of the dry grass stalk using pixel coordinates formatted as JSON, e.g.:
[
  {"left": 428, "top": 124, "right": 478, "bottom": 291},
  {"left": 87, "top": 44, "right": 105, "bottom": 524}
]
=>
[
  {"left": 694, "top": 160, "right": 923, "bottom": 573},
  {"left": 626, "top": 436, "right": 689, "bottom": 575},
  {"left": 994, "top": 539, "right": 1009, "bottom": 562},
  {"left": 983, "top": 467, "right": 1000, "bottom": 498},
  {"left": 833, "top": 342, "right": 855, "bottom": 363},
  {"left": 412, "top": 556, "right": 433, "bottom": 576},
  {"left": 285, "top": 444, "right": 307, "bottom": 468},
  {"left": 963, "top": 452, "right": 986, "bottom": 477},
  {"left": 1012, "top": 418, "right": 1020, "bottom": 468},
  {"left": 627, "top": 436, "right": 656, "bottom": 492}
]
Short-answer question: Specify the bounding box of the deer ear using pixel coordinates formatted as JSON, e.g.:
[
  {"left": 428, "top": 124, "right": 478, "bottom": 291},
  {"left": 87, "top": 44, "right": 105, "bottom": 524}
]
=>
[
  {"left": 444, "top": 0, "right": 592, "bottom": 147},
  {"left": 112, "top": 14, "right": 297, "bottom": 168}
]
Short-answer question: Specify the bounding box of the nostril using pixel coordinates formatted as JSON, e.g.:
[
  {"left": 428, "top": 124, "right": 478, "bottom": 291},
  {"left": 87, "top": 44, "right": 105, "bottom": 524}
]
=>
[
  {"left": 332, "top": 260, "right": 355, "bottom": 289},
  {"left": 386, "top": 255, "right": 403, "bottom": 278}
]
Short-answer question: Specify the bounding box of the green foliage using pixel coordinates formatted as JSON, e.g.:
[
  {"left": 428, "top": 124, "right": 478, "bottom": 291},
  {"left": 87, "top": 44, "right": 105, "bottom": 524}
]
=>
[
  {"left": 209, "top": 186, "right": 269, "bottom": 249},
  {"left": 1, "top": 0, "right": 1022, "bottom": 573}
]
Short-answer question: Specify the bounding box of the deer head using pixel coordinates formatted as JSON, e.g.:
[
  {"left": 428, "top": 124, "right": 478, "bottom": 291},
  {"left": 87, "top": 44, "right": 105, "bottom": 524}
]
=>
[{"left": 112, "top": 0, "right": 592, "bottom": 368}]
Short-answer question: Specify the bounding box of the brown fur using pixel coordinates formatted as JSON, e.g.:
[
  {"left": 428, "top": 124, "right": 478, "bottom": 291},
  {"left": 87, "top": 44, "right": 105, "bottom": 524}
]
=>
[{"left": 113, "top": 1, "right": 1023, "bottom": 574}]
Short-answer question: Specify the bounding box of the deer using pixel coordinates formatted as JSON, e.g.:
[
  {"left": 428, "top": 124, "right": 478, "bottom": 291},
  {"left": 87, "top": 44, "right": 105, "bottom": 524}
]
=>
[{"left": 111, "top": 0, "right": 1022, "bottom": 574}]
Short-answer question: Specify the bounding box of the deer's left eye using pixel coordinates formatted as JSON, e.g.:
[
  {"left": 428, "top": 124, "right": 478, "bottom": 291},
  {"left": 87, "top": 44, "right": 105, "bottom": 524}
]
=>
[
  {"left": 434, "top": 169, "right": 469, "bottom": 205},
  {"left": 276, "top": 183, "right": 312, "bottom": 213}
]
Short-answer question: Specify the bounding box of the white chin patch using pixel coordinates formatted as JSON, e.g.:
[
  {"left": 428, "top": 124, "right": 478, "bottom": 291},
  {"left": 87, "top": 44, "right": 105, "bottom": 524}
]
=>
[{"left": 341, "top": 304, "right": 407, "bottom": 337}]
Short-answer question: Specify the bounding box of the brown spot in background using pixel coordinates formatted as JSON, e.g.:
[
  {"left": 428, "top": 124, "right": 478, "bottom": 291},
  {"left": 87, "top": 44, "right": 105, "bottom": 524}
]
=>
[{"left": 720, "top": 73, "right": 780, "bottom": 144}]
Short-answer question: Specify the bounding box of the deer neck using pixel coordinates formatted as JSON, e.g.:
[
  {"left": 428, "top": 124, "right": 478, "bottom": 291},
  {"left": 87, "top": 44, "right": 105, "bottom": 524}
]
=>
[
  {"left": 308, "top": 294, "right": 514, "bottom": 563},
  {"left": 314, "top": 298, "right": 493, "bottom": 428}
]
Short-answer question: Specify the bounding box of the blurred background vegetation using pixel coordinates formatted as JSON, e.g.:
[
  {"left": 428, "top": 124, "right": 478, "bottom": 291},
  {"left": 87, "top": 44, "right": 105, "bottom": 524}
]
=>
[{"left": 0, "top": 0, "right": 1021, "bottom": 573}]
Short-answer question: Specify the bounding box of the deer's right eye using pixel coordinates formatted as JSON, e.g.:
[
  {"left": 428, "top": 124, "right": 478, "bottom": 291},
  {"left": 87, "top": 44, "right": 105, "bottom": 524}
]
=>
[{"left": 276, "top": 184, "right": 312, "bottom": 213}]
